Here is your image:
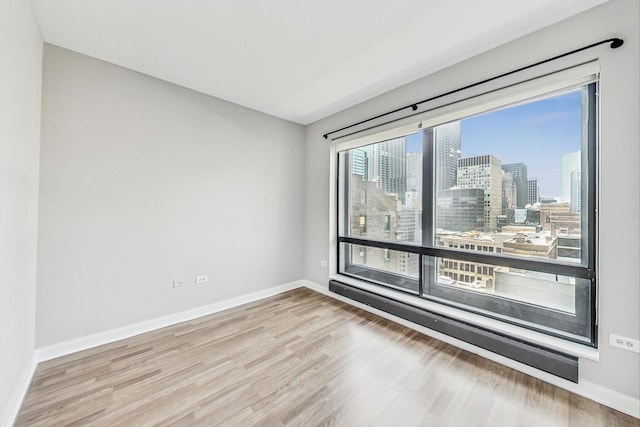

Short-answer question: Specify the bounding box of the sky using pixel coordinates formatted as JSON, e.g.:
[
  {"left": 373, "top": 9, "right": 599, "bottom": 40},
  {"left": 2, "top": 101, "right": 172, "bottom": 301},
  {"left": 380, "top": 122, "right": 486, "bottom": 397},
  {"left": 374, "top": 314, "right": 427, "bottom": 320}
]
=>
[{"left": 406, "top": 88, "right": 584, "bottom": 198}]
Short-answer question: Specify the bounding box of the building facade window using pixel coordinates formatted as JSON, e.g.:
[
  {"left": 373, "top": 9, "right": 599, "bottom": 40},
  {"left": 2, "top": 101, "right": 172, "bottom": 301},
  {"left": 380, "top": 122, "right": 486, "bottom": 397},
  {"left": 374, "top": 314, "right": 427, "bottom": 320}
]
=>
[
  {"left": 337, "top": 74, "right": 598, "bottom": 346},
  {"left": 384, "top": 214, "right": 391, "bottom": 232},
  {"left": 359, "top": 215, "right": 367, "bottom": 235}
]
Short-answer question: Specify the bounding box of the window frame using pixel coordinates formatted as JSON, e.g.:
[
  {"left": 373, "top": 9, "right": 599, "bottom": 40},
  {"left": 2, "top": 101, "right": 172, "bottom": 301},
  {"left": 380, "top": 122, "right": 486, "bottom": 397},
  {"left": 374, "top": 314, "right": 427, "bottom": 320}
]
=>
[{"left": 335, "top": 79, "right": 598, "bottom": 347}]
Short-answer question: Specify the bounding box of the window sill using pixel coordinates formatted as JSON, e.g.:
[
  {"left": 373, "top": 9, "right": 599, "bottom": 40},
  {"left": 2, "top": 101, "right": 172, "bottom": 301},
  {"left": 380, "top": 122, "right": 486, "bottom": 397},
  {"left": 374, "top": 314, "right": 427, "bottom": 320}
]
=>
[{"left": 329, "top": 273, "right": 600, "bottom": 362}]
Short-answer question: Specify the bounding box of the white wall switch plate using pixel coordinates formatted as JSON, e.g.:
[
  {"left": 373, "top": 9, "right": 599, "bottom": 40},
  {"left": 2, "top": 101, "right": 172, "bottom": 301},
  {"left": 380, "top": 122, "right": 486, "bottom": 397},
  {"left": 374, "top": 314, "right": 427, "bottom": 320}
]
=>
[
  {"left": 173, "top": 279, "right": 185, "bottom": 288},
  {"left": 196, "top": 275, "right": 208, "bottom": 284}
]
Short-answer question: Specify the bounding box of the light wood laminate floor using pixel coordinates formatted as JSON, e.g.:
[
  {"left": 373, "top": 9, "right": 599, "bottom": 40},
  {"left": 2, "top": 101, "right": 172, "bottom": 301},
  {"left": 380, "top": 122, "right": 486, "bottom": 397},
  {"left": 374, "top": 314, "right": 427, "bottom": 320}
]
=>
[{"left": 15, "top": 288, "right": 639, "bottom": 426}]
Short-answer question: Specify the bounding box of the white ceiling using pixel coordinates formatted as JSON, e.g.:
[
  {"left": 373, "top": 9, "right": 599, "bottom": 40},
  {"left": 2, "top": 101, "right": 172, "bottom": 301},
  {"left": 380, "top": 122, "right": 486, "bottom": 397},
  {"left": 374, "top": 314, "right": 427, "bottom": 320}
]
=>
[{"left": 29, "top": 0, "right": 609, "bottom": 125}]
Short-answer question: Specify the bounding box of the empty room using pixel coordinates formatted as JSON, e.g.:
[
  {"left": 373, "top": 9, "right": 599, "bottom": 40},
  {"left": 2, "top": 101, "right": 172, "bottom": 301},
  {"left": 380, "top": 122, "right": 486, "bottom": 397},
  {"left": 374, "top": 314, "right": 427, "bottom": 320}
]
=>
[{"left": 2, "top": 0, "right": 639, "bottom": 425}]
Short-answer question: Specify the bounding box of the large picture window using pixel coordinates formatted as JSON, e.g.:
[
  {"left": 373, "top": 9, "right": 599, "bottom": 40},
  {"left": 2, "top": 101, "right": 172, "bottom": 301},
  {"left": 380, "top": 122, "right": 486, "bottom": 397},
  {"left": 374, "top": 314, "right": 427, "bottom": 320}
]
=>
[{"left": 337, "top": 75, "right": 597, "bottom": 346}]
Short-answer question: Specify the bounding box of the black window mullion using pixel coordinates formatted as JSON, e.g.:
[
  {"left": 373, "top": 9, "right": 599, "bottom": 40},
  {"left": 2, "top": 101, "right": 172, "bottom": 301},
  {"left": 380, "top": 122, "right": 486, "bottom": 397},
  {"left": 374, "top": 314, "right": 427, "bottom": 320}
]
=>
[
  {"left": 336, "top": 150, "right": 343, "bottom": 273},
  {"left": 422, "top": 127, "right": 434, "bottom": 246},
  {"left": 418, "top": 254, "right": 424, "bottom": 295},
  {"left": 420, "top": 127, "right": 435, "bottom": 298},
  {"left": 338, "top": 236, "right": 593, "bottom": 280}
]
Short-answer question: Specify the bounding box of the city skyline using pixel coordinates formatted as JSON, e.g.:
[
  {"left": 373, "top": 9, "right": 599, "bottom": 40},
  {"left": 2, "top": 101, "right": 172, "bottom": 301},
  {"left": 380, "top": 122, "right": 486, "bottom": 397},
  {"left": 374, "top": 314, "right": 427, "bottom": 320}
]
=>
[{"left": 406, "top": 88, "right": 583, "bottom": 198}]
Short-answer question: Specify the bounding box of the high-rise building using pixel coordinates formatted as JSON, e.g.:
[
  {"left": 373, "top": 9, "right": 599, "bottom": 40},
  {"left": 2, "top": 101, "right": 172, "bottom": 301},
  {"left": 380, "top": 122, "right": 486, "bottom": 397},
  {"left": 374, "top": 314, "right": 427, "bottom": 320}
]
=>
[
  {"left": 350, "top": 176, "right": 399, "bottom": 238},
  {"left": 349, "top": 176, "right": 420, "bottom": 286},
  {"left": 434, "top": 122, "right": 461, "bottom": 191},
  {"left": 398, "top": 208, "right": 420, "bottom": 276},
  {"left": 561, "top": 151, "right": 580, "bottom": 204},
  {"left": 501, "top": 163, "right": 528, "bottom": 208},
  {"left": 527, "top": 178, "right": 539, "bottom": 205},
  {"left": 351, "top": 148, "right": 368, "bottom": 179},
  {"left": 570, "top": 169, "right": 581, "bottom": 213},
  {"left": 366, "top": 138, "right": 407, "bottom": 201},
  {"left": 436, "top": 188, "right": 485, "bottom": 232},
  {"left": 405, "top": 152, "right": 422, "bottom": 209},
  {"left": 354, "top": 138, "right": 407, "bottom": 202},
  {"left": 502, "top": 172, "right": 517, "bottom": 213},
  {"left": 457, "top": 155, "right": 503, "bottom": 232},
  {"left": 349, "top": 176, "right": 401, "bottom": 268}
]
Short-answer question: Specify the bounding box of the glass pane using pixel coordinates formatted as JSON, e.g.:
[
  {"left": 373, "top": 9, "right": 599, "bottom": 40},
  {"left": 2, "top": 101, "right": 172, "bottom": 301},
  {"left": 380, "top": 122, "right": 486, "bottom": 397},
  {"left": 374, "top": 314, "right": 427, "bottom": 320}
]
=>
[
  {"left": 340, "top": 243, "right": 419, "bottom": 293},
  {"left": 343, "top": 134, "right": 423, "bottom": 244},
  {"left": 434, "top": 258, "right": 576, "bottom": 314},
  {"left": 433, "top": 87, "right": 590, "bottom": 265},
  {"left": 423, "top": 255, "right": 592, "bottom": 341}
]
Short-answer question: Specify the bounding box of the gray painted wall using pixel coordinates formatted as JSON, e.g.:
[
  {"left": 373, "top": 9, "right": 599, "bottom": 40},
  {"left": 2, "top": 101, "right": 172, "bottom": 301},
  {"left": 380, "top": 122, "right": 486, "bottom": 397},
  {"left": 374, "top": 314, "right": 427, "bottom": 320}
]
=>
[
  {"left": 36, "top": 45, "right": 305, "bottom": 347},
  {"left": 304, "top": 0, "right": 640, "bottom": 399},
  {"left": 0, "top": 0, "right": 42, "bottom": 422}
]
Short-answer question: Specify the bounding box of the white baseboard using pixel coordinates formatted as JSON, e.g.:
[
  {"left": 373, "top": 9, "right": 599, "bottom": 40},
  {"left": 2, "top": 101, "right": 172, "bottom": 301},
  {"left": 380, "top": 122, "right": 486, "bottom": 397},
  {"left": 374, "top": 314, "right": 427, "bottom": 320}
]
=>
[
  {"left": 576, "top": 380, "right": 640, "bottom": 420},
  {"left": 1, "top": 355, "right": 37, "bottom": 427},
  {"left": 36, "top": 280, "right": 304, "bottom": 363},
  {"left": 302, "top": 279, "right": 640, "bottom": 419}
]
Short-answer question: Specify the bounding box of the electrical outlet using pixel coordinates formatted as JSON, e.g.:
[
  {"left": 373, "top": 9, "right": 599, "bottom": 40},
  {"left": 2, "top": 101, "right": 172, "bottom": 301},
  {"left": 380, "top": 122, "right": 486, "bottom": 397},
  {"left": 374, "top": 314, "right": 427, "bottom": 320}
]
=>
[
  {"left": 196, "top": 275, "right": 208, "bottom": 284},
  {"left": 172, "top": 279, "right": 185, "bottom": 288},
  {"left": 609, "top": 334, "right": 640, "bottom": 353},
  {"left": 320, "top": 260, "right": 327, "bottom": 268}
]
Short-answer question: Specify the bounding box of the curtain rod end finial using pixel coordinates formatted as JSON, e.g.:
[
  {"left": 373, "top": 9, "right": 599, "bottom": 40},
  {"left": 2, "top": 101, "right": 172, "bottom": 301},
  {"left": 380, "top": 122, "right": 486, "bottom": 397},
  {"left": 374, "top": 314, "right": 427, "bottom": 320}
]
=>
[
  {"left": 610, "top": 38, "right": 624, "bottom": 49},
  {"left": 323, "top": 134, "right": 328, "bottom": 139}
]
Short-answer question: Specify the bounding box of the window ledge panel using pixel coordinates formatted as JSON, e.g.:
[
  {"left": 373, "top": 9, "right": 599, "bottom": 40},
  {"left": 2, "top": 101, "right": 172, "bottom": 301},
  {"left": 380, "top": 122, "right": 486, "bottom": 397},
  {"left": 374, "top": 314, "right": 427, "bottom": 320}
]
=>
[{"left": 330, "top": 273, "right": 600, "bottom": 362}]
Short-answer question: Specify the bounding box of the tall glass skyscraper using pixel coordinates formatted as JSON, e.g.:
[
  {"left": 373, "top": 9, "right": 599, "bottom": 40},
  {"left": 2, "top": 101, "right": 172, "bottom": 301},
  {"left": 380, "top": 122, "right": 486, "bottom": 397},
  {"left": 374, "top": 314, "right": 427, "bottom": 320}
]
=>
[
  {"left": 434, "top": 122, "right": 461, "bottom": 191},
  {"left": 561, "top": 151, "right": 580, "bottom": 209},
  {"left": 501, "top": 163, "right": 528, "bottom": 208}
]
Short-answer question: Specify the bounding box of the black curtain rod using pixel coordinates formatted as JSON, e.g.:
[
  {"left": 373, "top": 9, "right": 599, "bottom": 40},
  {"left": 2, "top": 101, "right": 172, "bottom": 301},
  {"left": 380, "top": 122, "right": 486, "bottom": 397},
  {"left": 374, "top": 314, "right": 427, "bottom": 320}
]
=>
[{"left": 323, "top": 37, "right": 624, "bottom": 140}]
